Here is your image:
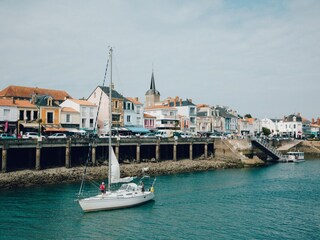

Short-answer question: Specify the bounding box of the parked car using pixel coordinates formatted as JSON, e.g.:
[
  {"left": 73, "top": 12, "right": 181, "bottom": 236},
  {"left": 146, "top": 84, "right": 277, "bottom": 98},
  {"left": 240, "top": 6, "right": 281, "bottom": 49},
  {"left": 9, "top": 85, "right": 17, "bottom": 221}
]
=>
[
  {"left": 22, "top": 132, "right": 46, "bottom": 140},
  {"left": 0, "top": 133, "right": 16, "bottom": 139},
  {"left": 99, "top": 133, "right": 110, "bottom": 138},
  {"left": 209, "top": 132, "right": 223, "bottom": 139},
  {"left": 180, "top": 132, "right": 193, "bottom": 138},
  {"left": 48, "top": 133, "right": 67, "bottom": 139},
  {"left": 141, "top": 132, "right": 157, "bottom": 138}
]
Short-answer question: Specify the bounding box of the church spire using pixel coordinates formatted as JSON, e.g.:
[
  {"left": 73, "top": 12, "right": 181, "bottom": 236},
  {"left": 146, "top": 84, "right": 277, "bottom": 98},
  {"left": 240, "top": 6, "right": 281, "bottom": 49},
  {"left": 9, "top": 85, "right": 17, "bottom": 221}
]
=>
[
  {"left": 150, "top": 71, "right": 156, "bottom": 91},
  {"left": 145, "top": 70, "right": 160, "bottom": 96},
  {"left": 145, "top": 69, "right": 160, "bottom": 107}
]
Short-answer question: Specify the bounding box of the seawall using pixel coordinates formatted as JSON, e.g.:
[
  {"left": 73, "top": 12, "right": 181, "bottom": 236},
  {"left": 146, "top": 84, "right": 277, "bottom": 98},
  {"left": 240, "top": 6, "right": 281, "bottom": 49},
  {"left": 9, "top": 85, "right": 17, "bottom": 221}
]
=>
[{"left": 0, "top": 158, "right": 243, "bottom": 190}]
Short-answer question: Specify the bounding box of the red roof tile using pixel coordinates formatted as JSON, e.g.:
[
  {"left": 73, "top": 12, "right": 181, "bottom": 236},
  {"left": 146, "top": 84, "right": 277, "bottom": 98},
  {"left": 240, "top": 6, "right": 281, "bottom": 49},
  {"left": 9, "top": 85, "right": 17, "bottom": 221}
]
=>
[
  {"left": 0, "top": 85, "right": 72, "bottom": 101},
  {"left": 126, "top": 97, "right": 142, "bottom": 105}
]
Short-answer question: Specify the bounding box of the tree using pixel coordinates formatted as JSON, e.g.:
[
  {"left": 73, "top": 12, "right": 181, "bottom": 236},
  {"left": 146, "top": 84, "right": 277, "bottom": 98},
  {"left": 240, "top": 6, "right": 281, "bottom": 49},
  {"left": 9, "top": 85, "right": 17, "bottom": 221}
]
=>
[
  {"left": 244, "top": 114, "right": 252, "bottom": 118},
  {"left": 262, "top": 127, "right": 271, "bottom": 136}
]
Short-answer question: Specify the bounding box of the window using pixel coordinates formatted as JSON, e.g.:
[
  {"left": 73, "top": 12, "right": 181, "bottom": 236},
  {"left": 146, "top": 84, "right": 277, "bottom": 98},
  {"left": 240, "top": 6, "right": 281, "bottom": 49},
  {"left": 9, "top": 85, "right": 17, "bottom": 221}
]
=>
[
  {"left": 82, "top": 119, "right": 86, "bottom": 128},
  {"left": 89, "top": 108, "right": 94, "bottom": 118},
  {"left": 33, "top": 111, "right": 38, "bottom": 120},
  {"left": 136, "top": 106, "right": 140, "bottom": 114},
  {"left": 66, "top": 114, "right": 71, "bottom": 123},
  {"left": 26, "top": 110, "right": 31, "bottom": 121},
  {"left": 3, "top": 109, "right": 10, "bottom": 120},
  {"left": 47, "top": 97, "right": 53, "bottom": 106},
  {"left": 81, "top": 107, "right": 86, "bottom": 117},
  {"left": 90, "top": 119, "right": 94, "bottom": 128},
  {"left": 127, "top": 103, "right": 131, "bottom": 110},
  {"left": 127, "top": 115, "right": 131, "bottom": 123},
  {"left": 19, "top": 110, "right": 24, "bottom": 120},
  {"left": 190, "top": 107, "right": 195, "bottom": 115},
  {"left": 114, "top": 101, "right": 118, "bottom": 109},
  {"left": 112, "top": 114, "right": 120, "bottom": 122},
  {"left": 47, "top": 112, "right": 53, "bottom": 123}
]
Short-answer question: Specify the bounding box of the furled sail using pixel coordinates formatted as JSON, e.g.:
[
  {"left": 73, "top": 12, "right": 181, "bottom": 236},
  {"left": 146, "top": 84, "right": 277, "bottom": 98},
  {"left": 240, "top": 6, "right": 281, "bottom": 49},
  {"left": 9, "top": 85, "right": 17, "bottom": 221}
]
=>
[{"left": 110, "top": 148, "right": 133, "bottom": 183}]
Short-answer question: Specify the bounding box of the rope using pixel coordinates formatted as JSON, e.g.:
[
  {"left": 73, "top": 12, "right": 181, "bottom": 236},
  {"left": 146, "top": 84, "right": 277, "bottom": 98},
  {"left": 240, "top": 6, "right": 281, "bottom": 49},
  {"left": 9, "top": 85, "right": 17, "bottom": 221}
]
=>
[{"left": 78, "top": 48, "right": 110, "bottom": 198}]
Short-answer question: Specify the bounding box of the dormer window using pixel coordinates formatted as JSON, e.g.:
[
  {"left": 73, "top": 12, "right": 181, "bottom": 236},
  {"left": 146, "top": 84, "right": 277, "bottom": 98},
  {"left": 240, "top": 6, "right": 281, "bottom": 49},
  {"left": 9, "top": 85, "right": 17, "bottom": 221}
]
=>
[{"left": 47, "top": 97, "right": 53, "bottom": 106}]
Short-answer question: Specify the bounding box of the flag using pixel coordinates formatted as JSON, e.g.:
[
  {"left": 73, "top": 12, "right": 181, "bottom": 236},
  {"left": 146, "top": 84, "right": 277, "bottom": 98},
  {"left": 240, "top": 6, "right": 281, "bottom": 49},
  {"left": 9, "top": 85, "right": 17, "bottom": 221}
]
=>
[{"left": 4, "top": 121, "right": 8, "bottom": 132}]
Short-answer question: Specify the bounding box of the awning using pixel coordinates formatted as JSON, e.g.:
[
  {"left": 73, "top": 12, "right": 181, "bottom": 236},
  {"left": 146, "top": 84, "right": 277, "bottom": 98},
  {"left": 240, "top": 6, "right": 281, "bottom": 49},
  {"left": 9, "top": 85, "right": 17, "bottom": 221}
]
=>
[
  {"left": 125, "top": 126, "right": 150, "bottom": 133},
  {"left": 43, "top": 124, "right": 68, "bottom": 132},
  {"left": 65, "top": 128, "right": 81, "bottom": 133},
  {"left": 44, "top": 127, "right": 68, "bottom": 132},
  {"left": 20, "top": 123, "right": 39, "bottom": 128}
]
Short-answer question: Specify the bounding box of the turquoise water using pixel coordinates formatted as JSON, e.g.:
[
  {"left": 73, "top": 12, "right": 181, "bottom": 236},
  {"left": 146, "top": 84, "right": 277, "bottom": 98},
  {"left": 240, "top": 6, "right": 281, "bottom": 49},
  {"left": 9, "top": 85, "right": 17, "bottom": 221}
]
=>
[{"left": 1, "top": 161, "right": 320, "bottom": 240}]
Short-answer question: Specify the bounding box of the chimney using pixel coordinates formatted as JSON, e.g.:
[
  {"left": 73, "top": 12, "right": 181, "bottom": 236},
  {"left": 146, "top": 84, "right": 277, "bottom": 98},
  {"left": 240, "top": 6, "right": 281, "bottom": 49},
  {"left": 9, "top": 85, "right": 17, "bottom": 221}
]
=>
[{"left": 135, "top": 97, "right": 139, "bottom": 102}]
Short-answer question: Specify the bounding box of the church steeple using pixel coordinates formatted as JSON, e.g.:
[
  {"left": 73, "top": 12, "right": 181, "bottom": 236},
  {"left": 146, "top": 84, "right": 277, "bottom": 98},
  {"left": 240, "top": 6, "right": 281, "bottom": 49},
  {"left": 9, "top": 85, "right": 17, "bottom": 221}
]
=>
[
  {"left": 146, "top": 71, "right": 160, "bottom": 96},
  {"left": 145, "top": 70, "right": 160, "bottom": 107}
]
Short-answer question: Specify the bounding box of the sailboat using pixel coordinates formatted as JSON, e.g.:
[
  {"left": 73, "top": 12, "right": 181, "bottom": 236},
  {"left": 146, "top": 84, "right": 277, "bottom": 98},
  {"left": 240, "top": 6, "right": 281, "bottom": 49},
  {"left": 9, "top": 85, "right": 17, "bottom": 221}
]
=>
[{"left": 77, "top": 48, "right": 156, "bottom": 212}]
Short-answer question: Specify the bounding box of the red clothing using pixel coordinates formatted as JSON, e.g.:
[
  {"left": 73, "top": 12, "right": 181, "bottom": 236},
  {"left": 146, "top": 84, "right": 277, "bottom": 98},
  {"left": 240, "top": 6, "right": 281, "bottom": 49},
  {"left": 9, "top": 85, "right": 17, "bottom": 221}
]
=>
[{"left": 100, "top": 184, "right": 106, "bottom": 193}]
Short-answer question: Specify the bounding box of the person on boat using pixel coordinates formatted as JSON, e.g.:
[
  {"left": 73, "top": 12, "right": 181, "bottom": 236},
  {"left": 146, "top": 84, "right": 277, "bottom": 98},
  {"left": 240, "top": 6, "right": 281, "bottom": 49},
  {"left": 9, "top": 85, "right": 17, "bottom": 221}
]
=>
[
  {"left": 141, "top": 182, "right": 145, "bottom": 193},
  {"left": 100, "top": 182, "right": 106, "bottom": 194}
]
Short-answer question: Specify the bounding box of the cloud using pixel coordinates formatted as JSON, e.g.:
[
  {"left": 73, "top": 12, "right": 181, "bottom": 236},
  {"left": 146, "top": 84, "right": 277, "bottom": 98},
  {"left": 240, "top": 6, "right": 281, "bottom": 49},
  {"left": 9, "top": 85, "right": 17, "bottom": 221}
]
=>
[{"left": 0, "top": 0, "right": 319, "bottom": 119}]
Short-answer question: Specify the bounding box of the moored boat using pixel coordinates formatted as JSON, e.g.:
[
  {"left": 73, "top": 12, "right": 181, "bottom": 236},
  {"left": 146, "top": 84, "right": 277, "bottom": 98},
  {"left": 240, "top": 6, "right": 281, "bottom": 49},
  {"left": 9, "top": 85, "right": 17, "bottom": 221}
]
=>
[{"left": 282, "top": 151, "right": 305, "bottom": 163}]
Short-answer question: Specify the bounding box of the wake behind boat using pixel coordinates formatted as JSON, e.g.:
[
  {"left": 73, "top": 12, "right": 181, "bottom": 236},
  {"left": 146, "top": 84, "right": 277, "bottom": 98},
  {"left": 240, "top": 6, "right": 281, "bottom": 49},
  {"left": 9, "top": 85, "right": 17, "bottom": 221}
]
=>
[{"left": 77, "top": 47, "right": 156, "bottom": 212}]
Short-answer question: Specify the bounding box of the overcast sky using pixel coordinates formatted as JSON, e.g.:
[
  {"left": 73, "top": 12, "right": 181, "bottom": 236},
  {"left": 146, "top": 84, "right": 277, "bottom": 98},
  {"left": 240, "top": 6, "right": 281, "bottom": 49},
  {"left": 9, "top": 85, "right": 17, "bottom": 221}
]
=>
[{"left": 1, "top": 0, "right": 319, "bottom": 120}]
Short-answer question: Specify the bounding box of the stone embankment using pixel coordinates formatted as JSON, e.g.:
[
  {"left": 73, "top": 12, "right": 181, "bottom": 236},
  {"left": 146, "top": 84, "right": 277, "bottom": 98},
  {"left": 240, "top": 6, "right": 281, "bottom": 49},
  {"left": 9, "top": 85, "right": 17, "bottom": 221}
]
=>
[{"left": 0, "top": 159, "right": 243, "bottom": 190}]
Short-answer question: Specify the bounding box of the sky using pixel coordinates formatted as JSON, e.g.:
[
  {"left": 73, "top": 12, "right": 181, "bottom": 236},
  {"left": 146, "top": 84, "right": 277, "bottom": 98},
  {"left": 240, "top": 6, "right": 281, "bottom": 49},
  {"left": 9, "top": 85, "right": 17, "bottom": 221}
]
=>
[{"left": 0, "top": 0, "right": 319, "bottom": 120}]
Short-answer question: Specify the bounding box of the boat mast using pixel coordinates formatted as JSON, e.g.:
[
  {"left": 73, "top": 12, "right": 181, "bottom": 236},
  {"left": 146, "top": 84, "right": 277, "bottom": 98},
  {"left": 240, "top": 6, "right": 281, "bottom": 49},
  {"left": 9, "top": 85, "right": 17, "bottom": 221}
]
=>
[{"left": 108, "top": 47, "right": 113, "bottom": 191}]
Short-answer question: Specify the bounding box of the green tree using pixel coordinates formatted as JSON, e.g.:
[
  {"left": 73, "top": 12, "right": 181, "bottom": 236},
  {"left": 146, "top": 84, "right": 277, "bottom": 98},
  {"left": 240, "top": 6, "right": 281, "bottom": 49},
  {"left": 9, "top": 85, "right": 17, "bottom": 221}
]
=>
[
  {"left": 244, "top": 114, "right": 252, "bottom": 118},
  {"left": 262, "top": 127, "right": 271, "bottom": 136}
]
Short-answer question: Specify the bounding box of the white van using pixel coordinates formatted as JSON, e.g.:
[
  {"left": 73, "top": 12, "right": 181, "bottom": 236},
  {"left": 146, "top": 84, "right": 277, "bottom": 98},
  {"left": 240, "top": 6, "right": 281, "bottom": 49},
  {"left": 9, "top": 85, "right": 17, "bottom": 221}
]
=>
[{"left": 155, "top": 130, "right": 173, "bottom": 138}]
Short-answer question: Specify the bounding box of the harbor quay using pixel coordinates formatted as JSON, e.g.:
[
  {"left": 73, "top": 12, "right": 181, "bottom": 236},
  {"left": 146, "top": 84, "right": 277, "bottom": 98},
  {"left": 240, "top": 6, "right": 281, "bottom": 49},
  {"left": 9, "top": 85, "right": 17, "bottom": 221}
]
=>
[
  {"left": 0, "top": 137, "right": 216, "bottom": 172},
  {"left": 1, "top": 137, "right": 319, "bottom": 189}
]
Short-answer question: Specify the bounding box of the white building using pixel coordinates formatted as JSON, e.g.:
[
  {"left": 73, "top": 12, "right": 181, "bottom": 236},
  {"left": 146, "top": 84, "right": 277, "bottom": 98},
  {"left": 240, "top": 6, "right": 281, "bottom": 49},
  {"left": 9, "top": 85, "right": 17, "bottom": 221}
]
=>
[
  {"left": 260, "top": 118, "right": 278, "bottom": 135},
  {"left": 60, "top": 106, "right": 80, "bottom": 131},
  {"left": 196, "top": 105, "right": 224, "bottom": 133},
  {"left": 87, "top": 86, "right": 124, "bottom": 134},
  {"left": 144, "top": 105, "right": 179, "bottom": 130},
  {"left": 274, "top": 114, "right": 303, "bottom": 138},
  {"left": 162, "top": 97, "right": 197, "bottom": 132},
  {"left": 0, "top": 99, "right": 18, "bottom": 133},
  {"left": 60, "top": 99, "right": 97, "bottom": 132},
  {"left": 124, "top": 97, "right": 143, "bottom": 127}
]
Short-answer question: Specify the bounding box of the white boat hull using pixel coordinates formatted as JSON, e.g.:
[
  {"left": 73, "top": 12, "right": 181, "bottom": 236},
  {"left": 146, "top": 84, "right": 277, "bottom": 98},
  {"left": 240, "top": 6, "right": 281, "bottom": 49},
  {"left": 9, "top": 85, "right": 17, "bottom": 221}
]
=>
[{"left": 78, "top": 191, "right": 155, "bottom": 212}]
